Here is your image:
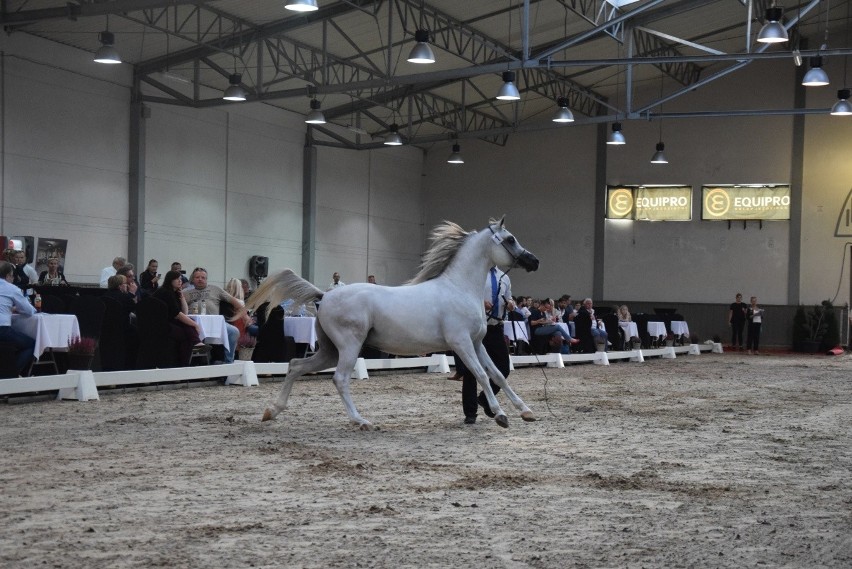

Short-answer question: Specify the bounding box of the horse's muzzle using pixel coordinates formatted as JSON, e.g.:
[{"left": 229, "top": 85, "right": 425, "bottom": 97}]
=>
[{"left": 517, "top": 251, "right": 539, "bottom": 272}]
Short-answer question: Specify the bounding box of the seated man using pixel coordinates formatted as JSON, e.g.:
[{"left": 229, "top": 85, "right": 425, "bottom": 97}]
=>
[
  {"left": 0, "top": 261, "right": 37, "bottom": 375},
  {"left": 558, "top": 294, "right": 576, "bottom": 337},
  {"left": 183, "top": 267, "right": 244, "bottom": 363},
  {"left": 576, "top": 298, "right": 608, "bottom": 352},
  {"left": 529, "top": 298, "right": 575, "bottom": 354}
]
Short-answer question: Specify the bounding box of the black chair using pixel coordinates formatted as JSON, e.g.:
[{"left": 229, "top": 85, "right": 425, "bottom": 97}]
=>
[
  {"left": 601, "top": 313, "right": 624, "bottom": 351},
  {"left": 135, "top": 296, "right": 179, "bottom": 368},
  {"left": 253, "top": 306, "right": 298, "bottom": 363},
  {"left": 39, "top": 293, "right": 65, "bottom": 314},
  {"left": 98, "top": 297, "right": 129, "bottom": 371},
  {"left": 69, "top": 295, "right": 106, "bottom": 341},
  {"left": 0, "top": 342, "right": 20, "bottom": 379}
]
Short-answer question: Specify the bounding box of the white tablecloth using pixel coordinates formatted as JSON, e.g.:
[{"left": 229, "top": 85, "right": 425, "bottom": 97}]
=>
[
  {"left": 189, "top": 314, "right": 230, "bottom": 350},
  {"left": 11, "top": 313, "right": 81, "bottom": 358},
  {"left": 503, "top": 321, "right": 530, "bottom": 344},
  {"left": 670, "top": 321, "right": 690, "bottom": 338},
  {"left": 619, "top": 321, "right": 639, "bottom": 339},
  {"left": 285, "top": 316, "right": 318, "bottom": 348},
  {"left": 646, "top": 321, "right": 667, "bottom": 338}
]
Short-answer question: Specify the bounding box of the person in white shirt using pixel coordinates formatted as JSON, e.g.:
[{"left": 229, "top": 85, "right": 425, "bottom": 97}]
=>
[
  {"left": 0, "top": 261, "right": 37, "bottom": 375},
  {"left": 327, "top": 272, "right": 346, "bottom": 291},
  {"left": 100, "top": 256, "right": 127, "bottom": 288},
  {"left": 746, "top": 296, "right": 765, "bottom": 355}
]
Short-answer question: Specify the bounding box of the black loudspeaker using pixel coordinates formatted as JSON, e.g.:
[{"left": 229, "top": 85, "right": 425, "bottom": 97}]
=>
[{"left": 249, "top": 255, "right": 268, "bottom": 279}]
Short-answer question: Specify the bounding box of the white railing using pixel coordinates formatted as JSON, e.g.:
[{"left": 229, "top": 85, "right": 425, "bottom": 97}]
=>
[{"left": 0, "top": 344, "right": 721, "bottom": 402}]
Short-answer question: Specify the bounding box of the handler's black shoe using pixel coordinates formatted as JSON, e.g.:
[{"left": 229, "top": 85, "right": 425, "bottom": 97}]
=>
[
  {"left": 477, "top": 394, "right": 496, "bottom": 418},
  {"left": 464, "top": 416, "right": 476, "bottom": 424}
]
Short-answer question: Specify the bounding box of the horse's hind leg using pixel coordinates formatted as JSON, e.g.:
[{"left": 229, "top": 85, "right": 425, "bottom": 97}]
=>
[
  {"left": 330, "top": 346, "right": 373, "bottom": 430},
  {"left": 262, "top": 344, "right": 337, "bottom": 422}
]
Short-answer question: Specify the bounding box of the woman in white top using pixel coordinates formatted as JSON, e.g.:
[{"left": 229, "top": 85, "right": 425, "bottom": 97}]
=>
[{"left": 746, "top": 296, "right": 764, "bottom": 355}]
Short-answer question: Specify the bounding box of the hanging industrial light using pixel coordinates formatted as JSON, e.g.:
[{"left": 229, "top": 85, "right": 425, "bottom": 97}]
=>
[
  {"left": 802, "top": 56, "right": 830, "bottom": 86},
  {"left": 384, "top": 124, "right": 403, "bottom": 146},
  {"left": 94, "top": 31, "right": 121, "bottom": 64},
  {"left": 496, "top": 71, "right": 521, "bottom": 100},
  {"left": 304, "top": 99, "right": 326, "bottom": 124},
  {"left": 650, "top": 142, "right": 668, "bottom": 164},
  {"left": 285, "top": 0, "right": 318, "bottom": 11},
  {"left": 407, "top": 30, "right": 436, "bottom": 64},
  {"left": 757, "top": 7, "right": 788, "bottom": 44},
  {"left": 831, "top": 89, "right": 852, "bottom": 115},
  {"left": 552, "top": 97, "right": 575, "bottom": 123},
  {"left": 222, "top": 74, "right": 247, "bottom": 101},
  {"left": 447, "top": 143, "right": 464, "bottom": 164},
  {"left": 607, "top": 122, "right": 626, "bottom": 145}
]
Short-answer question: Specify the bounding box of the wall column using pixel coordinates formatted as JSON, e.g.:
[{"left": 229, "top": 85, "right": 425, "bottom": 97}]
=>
[
  {"left": 301, "top": 133, "right": 317, "bottom": 282},
  {"left": 128, "top": 91, "right": 147, "bottom": 267}
]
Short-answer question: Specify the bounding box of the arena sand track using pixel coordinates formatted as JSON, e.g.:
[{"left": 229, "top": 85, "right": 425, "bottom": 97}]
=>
[{"left": 1, "top": 352, "right": 850, "bottom": 568}]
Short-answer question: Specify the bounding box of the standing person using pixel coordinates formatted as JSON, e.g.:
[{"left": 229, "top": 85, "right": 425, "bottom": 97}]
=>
[
  {"left": 746, "top": 296, "right": 765, "bottom": 355},
  {"left": 152, "top": 271, "right": 205, "bottom": 366},
  {"left": 459, "top": 266, "right": 515, "bottom": 425},
  {"left": 327, "top": 272, "right": 346, "bottom": 291},
  {"left": 367, "top": 275, "right": 377, "bottom": 284},
  {"left": 728, "top": 293, "right": 748, "bottom": 351},
  {"left": 139, "top": 259, "right": 161, "bottom": 293},
  {"left": 99, "top": 256, "right": 126, "bottom": 288},
  {"left": 0, "top": 261, "right": 37, "bottom": 375},
  {"left": 183, "top": 267, "right": 244, "bottom": 363}
]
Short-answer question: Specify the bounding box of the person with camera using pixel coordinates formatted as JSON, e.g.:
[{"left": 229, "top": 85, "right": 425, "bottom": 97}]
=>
[{"left": 139, "top": 259, "right": 161, "bottom": 294}]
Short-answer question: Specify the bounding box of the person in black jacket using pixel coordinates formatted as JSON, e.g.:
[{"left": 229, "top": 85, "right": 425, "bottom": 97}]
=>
[{"left": 152, "top": 270, "right": 204, "bottom": 366}]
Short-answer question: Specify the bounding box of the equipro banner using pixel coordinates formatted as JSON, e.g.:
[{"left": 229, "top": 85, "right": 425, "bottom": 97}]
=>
[
  {"left": 702, "top": 185, "right": 791, "bottom": 220},
  {"left": 607, "top": 186, "right": 692, "bottom": 221}
]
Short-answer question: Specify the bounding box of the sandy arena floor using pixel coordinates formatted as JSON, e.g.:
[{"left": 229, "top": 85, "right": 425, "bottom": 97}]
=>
[{"left": 1, "top": 352, "right": 850, "bottom": 568}]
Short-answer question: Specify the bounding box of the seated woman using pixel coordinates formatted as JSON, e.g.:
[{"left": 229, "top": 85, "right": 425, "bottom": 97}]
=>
[
  {"left": 38, "top": 257, "right": 69, "bottom": 286},
  {"left": 152, "top": 270, "right": 205, "bottom": 366},
  {"left": 617, "top": 304, "right": 631, "bottom": 322},
  {"left": 221, "top": 278, "right": 252, "bottom": 338}
]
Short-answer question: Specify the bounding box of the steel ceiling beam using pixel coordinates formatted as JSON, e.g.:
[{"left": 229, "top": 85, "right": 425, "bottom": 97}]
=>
[{"left": 0, "top": 0, "right": 216, "bottom": 26}]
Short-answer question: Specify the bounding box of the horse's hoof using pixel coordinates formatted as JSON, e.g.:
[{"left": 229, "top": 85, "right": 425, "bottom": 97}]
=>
[
  {"left": 495, "top": 414, "right": 509, "bottom": 428},
  {"left": 261, "top": 409, "right": 274, "bottom": 422},
  {"left": 521, "top": 411, "right": 536, "bottom": 422},
  {"left": 358, "top": 423, "right": 375, "bottom": 431}
]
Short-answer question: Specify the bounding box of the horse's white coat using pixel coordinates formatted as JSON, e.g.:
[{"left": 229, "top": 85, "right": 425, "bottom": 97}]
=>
[{"left": 248, "top": 219, "right": 539, "bottom": 429}]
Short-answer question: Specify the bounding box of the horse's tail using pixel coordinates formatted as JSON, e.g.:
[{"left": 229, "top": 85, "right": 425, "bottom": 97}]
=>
[{"left": 246, "top": 269, "right": 324, "bottom": 320}]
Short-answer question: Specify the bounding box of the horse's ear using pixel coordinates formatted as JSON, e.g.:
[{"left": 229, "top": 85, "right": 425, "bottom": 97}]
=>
[{"left": 499, "top": 214, "right": 506, "bottom": 228}]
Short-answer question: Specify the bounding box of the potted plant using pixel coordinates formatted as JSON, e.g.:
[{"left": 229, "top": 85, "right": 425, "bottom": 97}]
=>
[
  {"left": 237, "top": 334, "right": 257, "bottom": 361},
  {"left": 67, "top": 336, "right": 97, "bottom": 370},
  {"left": 794, "top": 301, "right": 835, "bottom": 353}
]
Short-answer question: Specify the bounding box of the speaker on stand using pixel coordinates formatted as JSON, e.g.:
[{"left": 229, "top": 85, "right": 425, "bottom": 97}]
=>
[{"left": 249, "top": 255, "right": 268, "bottom": 287}]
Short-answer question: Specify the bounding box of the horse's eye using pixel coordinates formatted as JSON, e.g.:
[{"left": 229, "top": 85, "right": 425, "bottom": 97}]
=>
[{"left": 506, "top": 236, "right": 516, "bottom": 244}]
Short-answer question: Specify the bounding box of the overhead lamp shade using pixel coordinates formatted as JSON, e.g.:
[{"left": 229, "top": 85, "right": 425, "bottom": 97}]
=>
[
  {"left": 447, "top": 143, "right": 464, "bottom": 164},
  {"left": 93, "top": 31, "right": 121, "bottom": 64},
  {"left": 831, "top": 89, "right": 852, "bottom": 116},
  {"left": 606, "top": 122, "right": 626, "bottom": 145},
  {"left": 222, "top": 73, "right": 247, "bottom": 101},
  {"left": 757, "top": 7, "right": 788, "bottom": 44},
  {"left": 305, "top": 99, "right": 326, "bottom": 124},
  {"left": 407, "top": 30, "right": 435, "bottom": 64},
  {"left": 802, "top": 57, "right": 830, "bottom": 86},
  {"left": 285, "top": 0, "right": 318, "bottom": 11},
  {"left": 552, "top": 97, "right": 575, "bottom": 123},
  {"left": 496, "top": 71, "right": 521, "bottom": 100},
  {"left": 384, "top": 124, "right": 403, "bottom": 146},
  {"left": 650, "top": 142, "right": 668, "bottom": 164}
]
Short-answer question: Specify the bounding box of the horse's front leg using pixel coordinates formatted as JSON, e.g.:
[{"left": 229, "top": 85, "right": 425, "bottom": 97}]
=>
[
  {"left": 331, "top": 347, "right": 374, "bottom": 431},
  {"left": 454, "top": 343, "right": 509, "bottom": 428},
  {"left": 478, "top": 344, "right": 535, "bottom": 422}
]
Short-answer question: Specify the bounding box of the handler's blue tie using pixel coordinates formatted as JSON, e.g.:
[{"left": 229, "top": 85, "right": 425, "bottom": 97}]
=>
[{"left": 490, "top": 268, "right": 500, "bottom": 320}]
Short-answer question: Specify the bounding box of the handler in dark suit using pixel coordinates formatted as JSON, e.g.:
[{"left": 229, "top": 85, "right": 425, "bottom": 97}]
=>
[{"left": 458, "top": 266, "right": 514, "bottom": 424}]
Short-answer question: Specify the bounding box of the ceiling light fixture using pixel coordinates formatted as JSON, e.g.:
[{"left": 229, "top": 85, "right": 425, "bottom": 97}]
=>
[
  {"left": 802, "top": 56, "right": 830, "bottom": 86},
  {"left": 285, "top": 0, "right": 318, "bottom": 12},
  {"left": 222, "top": 73, "right": 247, "bottom": 101},
  {"left": 305, "top": 99, "right": 326, "bottom": 124},
  {"left": 831, "top": 89, "right": 852, "bottom": 115},
  {"left": 384, "top": 124, "right": 403, "bottom": 146},
  {"left": 650, "top": 142, "right": 668, "bottom": 164},
  {"left": 407, "top": 30, "right": 435, "bottom": 64},
  {"left": 94, "top": 31, "right": 121, "bottom": 64},
  {"left": 447, "top": 143, "right": 464, "bottom": 164},
  {"left": 757, "top": 7, "right": 788, "bottom": 44},
  {"left": 607, "top": 122, "right": 626, "bottom": 145},
  {"left": 552, "top": 97, "right": 575, "bottom": 123},
  {"left": 496, "top": 71, "right": 521, "bottom": 100}
]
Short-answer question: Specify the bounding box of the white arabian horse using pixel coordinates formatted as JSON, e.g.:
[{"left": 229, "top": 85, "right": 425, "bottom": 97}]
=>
[{"left": 247, "top": 217, "right": 540, "bottom": 429}]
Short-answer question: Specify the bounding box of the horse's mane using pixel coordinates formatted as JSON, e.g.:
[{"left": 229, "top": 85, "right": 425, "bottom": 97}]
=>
[{"left": 408, "top": 221, "right": 472, "bottom": 284}]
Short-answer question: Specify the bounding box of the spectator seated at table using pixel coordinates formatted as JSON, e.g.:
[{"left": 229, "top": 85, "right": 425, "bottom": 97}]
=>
[
  {"left": 170, "top": 261, "right": 190, "bottom": 288},
  {"left": 0, "top": 261, "right": 37, "bottom": 375},
  {"left": 529, "top": 298, "right": 575, "bottom": 354},
  {"left": 38, "top": 257, "right": 69, "bottom": 286},
  {"left": 221, "top": 278, "right": 252, "bottom": 337},
  {"left": 5, "top": 249, "right": 37, "bottom": 291},
  {"left": 575, "top": 298, "right": 609, "bottom": 352},
  {"left": 183, "top": 268, "right": 244, "bottom": 364},
  {"left": 152, "top": 270, "right": 204, "bottom": 366},
  {"left": 139, "top": 259, "right": 161, "bottom": 294},
  {"left": 116, "top": 264, "right": 141, "bottom": 303},
  {"left": 103, "top": 275, "right": 138, "bottom": 315},
  {"left": 100, "top": 256, "right": 126, "bottom": 288},
  {"left": 617, "top": 304, "right": 632, "bottom": 322}
]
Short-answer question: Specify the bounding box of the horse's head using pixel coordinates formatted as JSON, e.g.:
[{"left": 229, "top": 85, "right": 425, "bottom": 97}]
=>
[{"left": 487, "top": 216, "right": 539, "bottom": 272}]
